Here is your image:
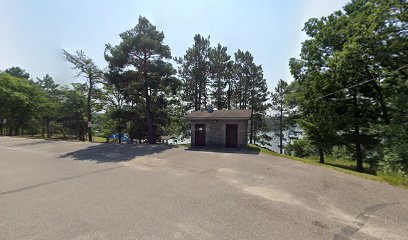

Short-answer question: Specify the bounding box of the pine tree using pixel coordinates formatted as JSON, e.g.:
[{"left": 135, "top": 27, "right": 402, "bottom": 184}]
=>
[
  {"left": 234, "top": 50, "right": 269, "bottom": 143},
  {"left": 105, "top": 16, "right": 178, "bottom": 144},
  {"left": 208, "top": 44, "right": 233, "bottom": 110},
  {"left": 271, "top": 79, "right": 289, "bottom": 154},
  {"left": 176, "top": 34, "right": 211, "bottom": 111}
]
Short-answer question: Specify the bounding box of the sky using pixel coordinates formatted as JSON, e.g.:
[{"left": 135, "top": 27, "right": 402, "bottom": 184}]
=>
[{"left": 0, "top": 0, "right": 349, "bottom": 91}]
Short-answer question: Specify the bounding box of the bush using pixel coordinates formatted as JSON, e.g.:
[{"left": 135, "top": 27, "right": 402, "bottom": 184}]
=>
[
  {"left": 285, "top": 138, "right": 317, "bottom": 158},
  {"left": 331, "top": 145, "right": 353, "bottom": 161},
  {"left": 379, "top": 151, "right": 408, "bottom": 179}
]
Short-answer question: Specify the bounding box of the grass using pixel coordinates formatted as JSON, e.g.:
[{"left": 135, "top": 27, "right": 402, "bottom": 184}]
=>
[
  {"left": 248, "top": 144, "right": 408, "bottom": 189},
  {"left": 93, "top": 136, "right": 106, "bottom": 143}
]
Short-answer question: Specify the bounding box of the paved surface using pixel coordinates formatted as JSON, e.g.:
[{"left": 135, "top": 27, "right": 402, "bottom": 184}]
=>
[{"left": 1, "top": 137, "right": 407, "bottom": 240}]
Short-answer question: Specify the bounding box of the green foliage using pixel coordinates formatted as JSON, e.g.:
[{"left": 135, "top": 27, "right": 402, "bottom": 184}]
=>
[
  {"left": 271, "top": 79, "right": 290, "bottom": 153},
  {"left": 58, "top": 85, "right": 88, "bottom": 141},
  {"left": 176, "top": 34, "right": 211, "bottom": 111},
  {"left": 233, "top": 50, "right": 270, "bottom": 143},
  {"left": 208, "top": 43, "right": 234, "bottom": 110},
  {"left": 285, "top": 138, "right": 317, "bottom": 158},
  {"left": 5, "top": 66, "right": 30, "bottom": 79},
  {"left": 63, "top": 49, "right": 103, "bottom": 142},
  {"left": 331, "top": 146, "right": 353, "bottom": 162},
  {"left": 0, "top": 72, "right": 41, "bottom": 135},
  {"left": 33, "top": 74, "right": 62, "bottom": 138},
  {"left": 0, "top": 71, "right": 88, "bottom": 140},
  {"left": 289, "top": 0, "right": 407, "bottom": 171},
  {"left": 105, "top": 16, "right": 179, "bottom": 143},
  {"left": 177, "top": 37, "right": 270, "bottom": 144},
  {"left": 258, "top": 133, "right": 273, "bottom": 147},
  {"left": 162, "top": 98, "right": 190, "bottom": 138}
]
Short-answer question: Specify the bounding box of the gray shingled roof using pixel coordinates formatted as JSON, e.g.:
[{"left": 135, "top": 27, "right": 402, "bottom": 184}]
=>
[{"left": 186, "top": 109, "right": 252, "bottom": 120}]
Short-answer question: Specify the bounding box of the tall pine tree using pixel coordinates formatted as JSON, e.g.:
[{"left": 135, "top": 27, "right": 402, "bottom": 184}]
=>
[
  {"left": 105, "top": 16, "right": 178, "bottom": 144},
  {"left": 177, "top": 34, "right": 211, "bottom": 111}
]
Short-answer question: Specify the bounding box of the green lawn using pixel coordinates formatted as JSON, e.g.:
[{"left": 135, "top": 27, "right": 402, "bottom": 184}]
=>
[
  {"left": 248, "top": 144, "right": 408, "bottom": 189},
  {"left": 93, "top": 136, "right": 106, "bottom": 143}
]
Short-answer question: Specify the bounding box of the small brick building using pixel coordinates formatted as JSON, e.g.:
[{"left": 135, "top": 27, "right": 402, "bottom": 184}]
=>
[{"left": 186, "top": 109, "right": 252, "bottom": 148}]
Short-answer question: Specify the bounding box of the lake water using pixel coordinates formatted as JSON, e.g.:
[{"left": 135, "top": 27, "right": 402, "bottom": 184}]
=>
[{"left": 258, "top": 129, "right": 303, "bottom": 154}]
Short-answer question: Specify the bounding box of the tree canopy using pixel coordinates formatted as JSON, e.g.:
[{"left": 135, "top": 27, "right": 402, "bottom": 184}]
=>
[
  {"left": 105, "top": 16, "right": 179, "bottom": 144},
  {"left": 288, "top": 0, "right": 407, "bottom": 173}
]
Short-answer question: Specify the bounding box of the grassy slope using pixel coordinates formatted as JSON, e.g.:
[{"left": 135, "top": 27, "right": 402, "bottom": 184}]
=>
[{"left": 248, "top": 145, "right": 408, "bottom": 189}]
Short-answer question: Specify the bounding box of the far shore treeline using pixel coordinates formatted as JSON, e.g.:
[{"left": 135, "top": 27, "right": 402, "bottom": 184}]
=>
[{"left": 0, "top": 0, "right": 407, "bottom": 178}]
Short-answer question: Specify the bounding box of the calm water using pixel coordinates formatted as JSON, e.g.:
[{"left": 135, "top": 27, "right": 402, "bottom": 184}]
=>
[{"left": 257, "top": 128, "right": 303, "bottom": 154}]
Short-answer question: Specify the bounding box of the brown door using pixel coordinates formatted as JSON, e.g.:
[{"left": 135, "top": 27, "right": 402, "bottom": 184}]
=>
[
  {"left": 226, "top": 124, "right": 238, "bottom": 148},
  {"left": 195, "top": 124, "right": 206, "bottom": 146}
]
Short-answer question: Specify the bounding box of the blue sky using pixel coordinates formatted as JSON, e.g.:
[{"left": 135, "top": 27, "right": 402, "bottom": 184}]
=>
[{"left": 0, "top": 0, "right": 348, "bottom": 90}]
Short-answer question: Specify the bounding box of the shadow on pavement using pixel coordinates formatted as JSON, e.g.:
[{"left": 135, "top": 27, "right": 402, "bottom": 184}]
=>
[
  {"left": 185, "top": 146, "right": 260, "bottom": 155},
  {"left": 324, "top": 162, "right": 377, "bottom": 175},
  {"left": 12, "top": 139, "right": 60, "bottom": 147},
  {"left": 59, "top": 143, "right": 175, "bottom": 163}
]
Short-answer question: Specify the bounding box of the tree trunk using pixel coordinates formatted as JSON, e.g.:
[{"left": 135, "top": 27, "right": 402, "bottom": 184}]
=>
[
  {"left": 374, "top": 84, "right": 390, "bottom": 124},
  {"left": 87, "top": 79, "right": 93, "bottom": 142},
  {"left": 217, "top": 80, "right": 222, "bottom": 109},
  {"left": 227, "top": 82, "right": 231, "bottom": 110},
  {"left": 77, "top": 116, "right": 85, "bottom": 142},
  {"left": 366, "top": 68, "right": 390, "bottom": 125},
  {"left": 198, "top": 82, "right": 202, "bottom": 110},
  {"left": 355, "top": 124, "right": 364, "bottom": 172},
  {"left": 250, "top": 111, "right": 254, "bottom": 144},
  {"left": 143, "top": 56, "right": 155, "bottom": 144},
  {"left": 46, "top": 117, "right": 50, "bottom": 138},
  {"left": 203, "top": 84, "right": 207, "bottom": 109},
  {"left": 318, "top": 144, "right": 325, "bottom": 163},
  {"left": 194, "top": 80, "right": 199, "bottom": 111},
  {"left": 41, "top": 124, "right": 45, "bottom": 138},
  {"left": 279, "top": 104, "right": 283, "bottom": 154},
  {"left": 353, "top": 92, "right": 364, "bottom": 172},
  {"left": 355, "top": 134, "right": 363, "bottom": 171},
  {"left": 146, "top": 92, "right": 155, "bottom": 144}
]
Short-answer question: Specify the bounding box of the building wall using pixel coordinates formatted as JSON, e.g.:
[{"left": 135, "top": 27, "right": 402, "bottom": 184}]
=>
[{"left": 190, "top": 119, "right": 248, "bottom": 147}]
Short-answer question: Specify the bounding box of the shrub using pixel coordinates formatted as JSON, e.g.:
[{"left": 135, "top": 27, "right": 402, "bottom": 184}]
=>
[{"left": 285, "top": 138, "right": 317, "bottom": 158}]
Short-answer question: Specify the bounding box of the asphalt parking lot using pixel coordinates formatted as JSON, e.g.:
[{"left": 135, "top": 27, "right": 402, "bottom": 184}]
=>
[{"left": 1, "top": 137, "right": 407, "bottom": 240}]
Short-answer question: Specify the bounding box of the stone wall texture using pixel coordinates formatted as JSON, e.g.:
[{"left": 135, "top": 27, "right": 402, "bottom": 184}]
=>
[{"left": 190, "top": 120, "right": 248, "bottom": 148}]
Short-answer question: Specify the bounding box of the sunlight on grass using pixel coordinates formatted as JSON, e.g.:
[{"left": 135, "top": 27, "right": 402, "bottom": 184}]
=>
[{"left": 93, "top": 136, "right": 106, "bottom": 143}]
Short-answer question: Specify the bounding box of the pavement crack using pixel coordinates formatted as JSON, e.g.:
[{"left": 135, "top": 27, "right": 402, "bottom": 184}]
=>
[
  {"left": 0, "top": 165, "right": 124, "bottom": 197},
  {"left": 333, "top": 202, "right": 399, "bottom": 240}
]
